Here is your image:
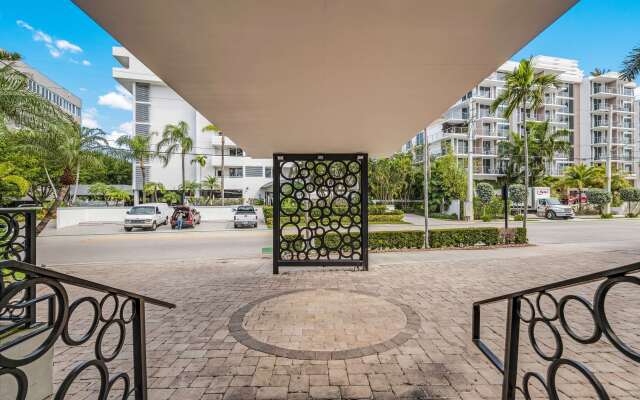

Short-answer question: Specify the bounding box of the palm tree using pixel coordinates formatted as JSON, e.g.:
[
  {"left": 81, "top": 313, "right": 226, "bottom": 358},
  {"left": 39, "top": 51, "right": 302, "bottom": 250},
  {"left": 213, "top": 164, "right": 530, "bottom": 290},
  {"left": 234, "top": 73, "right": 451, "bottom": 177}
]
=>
[
  {"left": 529, "top": 121, "right": 571, "bottom": 182},
  {"left": 562, "top": 164, "right": 604, "bottom": 212},
  {"left": 491, "top": 58, "right": 558, "bottom": 230},
  {"left": 143, "top": 181, "right": 165, "bottom": 202},
  {"left": 156, "top": 121, "right": 192, "bottom": 204},
  {"left": 0, "top": 162, "right": 30, "bottom": 205},
  {"left": 0, "top": 50, "right": 69, "bottom": 131},
  {"left": 202, "top": 124, "right": 224, "bottom": 205},
  {"left": 71, "top": 127, "right": 110, "bottom": 204},
  {"left": 191, "top": 154, "right": 207, "bottom": 199},
  {"left": 116, "top": 134, "right": 156, "bottom": 203},
  {"left": 17, "top": 122, "right": 103, "bottom": 233},
  {"left": 620, "top": 46, "right": 640, "bottom": 81},
  {"left": 590, "top": 68, "right": 610, "bottom": 77},
  {"left": 202, "top": 175, "right": 219, "bottom": 205}
]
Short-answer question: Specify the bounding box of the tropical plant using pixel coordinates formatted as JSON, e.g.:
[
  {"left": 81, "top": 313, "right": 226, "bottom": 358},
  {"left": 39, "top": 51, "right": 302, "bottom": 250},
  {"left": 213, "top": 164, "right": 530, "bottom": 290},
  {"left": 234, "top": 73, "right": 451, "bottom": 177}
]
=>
[
  {"left": 201, "top": 175, "right": 219, "bottom": 205},
  {"left": 476, "top": 182, "right": 494, "bottom": 220},
  {"left": 190, "top": 154, "right": 207, "bottom": 199},
  {"left": 590, "top": 68, "right": 610, "bottom": 77},
  {"left": 107, "top": 187, "right": 131, "bottom": 206},
  {"left": 491, "top": 58, "right": 558, "bottom": 230},
  {"left": 16, "top": 122, "right": 103, "bottom": 233},
  {"left": 178, "top": 180, "right": 199, "bottom": 198},
  {"left": 429, "top": 149, "right": 466, "bottom": 217},
  {"left": 0, "top": 50, "right": 70, "bottom": 131},
  {"left": 143, "top": 182, "right": 165, "bottom": 203},
  {"left": 586, "top": 188, "right": 612, "bottom": 216},
  {"left": 620, "top": 45, "right": 640, "bottom": 81},
  {"left": 561, "top": 164, "right": 604, "bottom": 212},
  {"left": 89, "top": 182, "right": 112, "bottom": 205},
  {"left": 115, "top": 133, "right": 156, "bottom": 203},
  {"left": 202, "top": 124, "right": 223, "bottom": 204},
  {"left": 529, "top": 121, "right": 571, "bottom": 180},
  {"left": 162, "top": 191, "right": 181, "bottom": 205},
  {"left": 509, "top": 184, "right": 526, "bottom": 206},
  {"left": 620, "top": 187, "right": 640, "bottom": 217},
  {"left": 71, "top": 127, "right": 110, "bottom": 203},
  {"left": 0, "top": 161, "right": 30, "bottom": 205},
  {"left": 156, "top": 121, "right": 193, "bottom": 204}
]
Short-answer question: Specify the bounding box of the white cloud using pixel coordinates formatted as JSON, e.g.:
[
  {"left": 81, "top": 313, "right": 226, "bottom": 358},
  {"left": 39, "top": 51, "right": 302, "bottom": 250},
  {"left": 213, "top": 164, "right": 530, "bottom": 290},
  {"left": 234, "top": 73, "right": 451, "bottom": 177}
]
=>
[
  {"left": 98, "top": 86, "right": 133, "bottom": 111},
  {"left": 108, "top": 122, "right": 133, "bottom": 145},
  {"left": 118, "top": 121, "right": 133, "bottom": 134},
  {"left": 16, "top": 19, "right": 85, "bottom": 61},
  {"left": 55, "top": 39, "right": 82, "bottom": 53},
  {"left": 81, "top": 108, "right": 100, "bottom": 129},
  {"left": 16, "top": 20, "right": 33, "bottom": 31},
  {"left": 82, "top": 60, "right": 91, "bottom": 66}
]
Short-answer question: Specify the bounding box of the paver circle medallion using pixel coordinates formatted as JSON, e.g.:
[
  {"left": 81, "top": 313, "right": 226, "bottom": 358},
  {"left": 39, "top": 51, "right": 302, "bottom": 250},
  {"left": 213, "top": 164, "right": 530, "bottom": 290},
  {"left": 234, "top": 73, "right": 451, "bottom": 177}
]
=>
[{"left": 228, "top": 289, "right": 421, "bottom": 360}]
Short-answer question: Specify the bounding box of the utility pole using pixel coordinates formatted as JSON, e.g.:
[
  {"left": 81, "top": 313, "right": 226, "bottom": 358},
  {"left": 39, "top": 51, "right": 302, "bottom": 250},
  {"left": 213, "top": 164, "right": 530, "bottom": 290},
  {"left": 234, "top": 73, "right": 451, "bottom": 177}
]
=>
[
  {"left": 606, "top": 104, "right": 613, "bottom": 214},
  {"left": 221, "top": 132, "right": 225, "bottom": 206},
  {"left": 423, "top": 129, "right": 430, "bottom": 248},
  {"left": 465, "top": 99, "right": 474, "bottom": 221}
]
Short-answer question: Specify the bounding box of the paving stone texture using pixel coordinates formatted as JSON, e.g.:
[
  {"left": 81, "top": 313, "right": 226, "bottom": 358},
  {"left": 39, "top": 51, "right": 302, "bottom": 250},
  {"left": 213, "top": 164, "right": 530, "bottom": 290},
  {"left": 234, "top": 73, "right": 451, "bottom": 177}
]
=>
[{"left": 29, "top": 243, "right": 640, "bottom": 399}]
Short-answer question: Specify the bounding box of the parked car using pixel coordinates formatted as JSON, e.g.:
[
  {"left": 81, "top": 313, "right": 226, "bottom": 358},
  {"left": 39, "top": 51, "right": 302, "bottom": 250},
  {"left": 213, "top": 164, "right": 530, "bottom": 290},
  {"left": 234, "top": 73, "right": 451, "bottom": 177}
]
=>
[
  {"left": 536, "top": 198, "right": 575, "bottom": 220},
  {"left": 124, "top": 204, "right": 171, "bottom": 231},
  {"left": 171, "top": 206, "right": 201, "bottom": 229},
  {"left": 233, "top": 205, "right": 258, "bottom": 228}
]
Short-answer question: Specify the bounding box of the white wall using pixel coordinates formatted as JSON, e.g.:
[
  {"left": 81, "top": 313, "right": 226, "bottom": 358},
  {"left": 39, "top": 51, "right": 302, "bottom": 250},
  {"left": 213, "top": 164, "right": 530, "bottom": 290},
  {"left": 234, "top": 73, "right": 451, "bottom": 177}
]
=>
[{"left": 56, "top": 206, "right": 261, "bottom": 228}]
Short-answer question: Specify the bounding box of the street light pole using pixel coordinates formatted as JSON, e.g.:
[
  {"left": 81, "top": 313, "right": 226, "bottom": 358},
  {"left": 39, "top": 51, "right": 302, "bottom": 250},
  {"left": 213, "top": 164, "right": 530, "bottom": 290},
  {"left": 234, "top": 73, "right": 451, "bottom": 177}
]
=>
[
  {"left": 606, "top": 104, "right": 613, "bottom": 214},
  {"left": 465, "top": 99, "right": 474, "bottom": 221},
  {"left": 423, "top": 129, "right": 430, "bottom": 249}
]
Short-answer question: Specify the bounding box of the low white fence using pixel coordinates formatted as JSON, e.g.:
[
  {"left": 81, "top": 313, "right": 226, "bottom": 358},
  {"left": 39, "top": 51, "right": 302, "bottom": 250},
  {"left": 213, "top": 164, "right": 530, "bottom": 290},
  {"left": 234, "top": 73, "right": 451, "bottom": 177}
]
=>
[{"left": 56, "top": 206, "right": 261, "bottom": 229}]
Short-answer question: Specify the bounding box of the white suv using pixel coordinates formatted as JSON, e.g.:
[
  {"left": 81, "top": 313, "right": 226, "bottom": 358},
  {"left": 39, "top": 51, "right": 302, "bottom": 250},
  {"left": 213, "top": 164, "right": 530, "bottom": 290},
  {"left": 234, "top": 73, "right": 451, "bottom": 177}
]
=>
[{"left": 124, "top": 203, "right": 171, "bottom": 231}]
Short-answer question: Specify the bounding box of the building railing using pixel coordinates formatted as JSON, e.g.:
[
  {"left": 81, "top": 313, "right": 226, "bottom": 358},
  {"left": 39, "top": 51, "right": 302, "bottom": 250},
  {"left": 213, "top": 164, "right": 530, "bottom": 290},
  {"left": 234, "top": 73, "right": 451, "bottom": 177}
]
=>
[
  {"left": 474, "top": 147, "right": 498, "bottom": 155},
  {"left": 472, "top": 261, "right": 640, "bottom": 400},
  {"left": 474, "top": 166, "right": 502, "bottom": 175},
  {"left": 0, "top": 209, "right": 175, "bottom": 400}
]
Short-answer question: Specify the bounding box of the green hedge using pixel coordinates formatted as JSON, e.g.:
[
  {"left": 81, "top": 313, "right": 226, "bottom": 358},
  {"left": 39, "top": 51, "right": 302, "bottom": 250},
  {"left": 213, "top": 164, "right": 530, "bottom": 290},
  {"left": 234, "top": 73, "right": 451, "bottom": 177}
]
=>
[
  {"left": 368, "top": 214, "right": 405, "bottom": 224},
  {"left": 279, "top": 227, "right": 527, "bottom": 251}
]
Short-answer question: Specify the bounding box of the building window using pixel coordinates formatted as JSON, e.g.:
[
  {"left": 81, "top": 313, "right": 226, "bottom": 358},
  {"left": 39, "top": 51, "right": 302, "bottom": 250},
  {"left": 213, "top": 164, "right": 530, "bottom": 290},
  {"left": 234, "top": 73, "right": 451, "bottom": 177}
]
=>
[
  {"left": 245, "top": 166, "right": 263, "bottom": 177},
  {"left": 229, "top": 148, "right": 244, "bottom": 157},
  {"left": 265, "top": 167, "right": 272, "bottom": 178},
  {"left": 229, "top": 168, "right": 243, "bottom": 177}
]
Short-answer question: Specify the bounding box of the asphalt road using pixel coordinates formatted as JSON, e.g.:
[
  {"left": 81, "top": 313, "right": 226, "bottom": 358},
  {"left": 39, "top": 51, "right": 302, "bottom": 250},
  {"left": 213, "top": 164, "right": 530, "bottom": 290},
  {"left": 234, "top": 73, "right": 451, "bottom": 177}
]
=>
[{"left": 37, "top": 217, "right": 640, "bottom": 266}]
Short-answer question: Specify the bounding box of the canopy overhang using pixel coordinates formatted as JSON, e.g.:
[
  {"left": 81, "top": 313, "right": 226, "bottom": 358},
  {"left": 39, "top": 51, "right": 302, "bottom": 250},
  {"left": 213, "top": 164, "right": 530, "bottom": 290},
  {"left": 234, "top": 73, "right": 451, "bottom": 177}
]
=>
[{"left": 73, "top": 0, "right": 577, "bottom": 157}]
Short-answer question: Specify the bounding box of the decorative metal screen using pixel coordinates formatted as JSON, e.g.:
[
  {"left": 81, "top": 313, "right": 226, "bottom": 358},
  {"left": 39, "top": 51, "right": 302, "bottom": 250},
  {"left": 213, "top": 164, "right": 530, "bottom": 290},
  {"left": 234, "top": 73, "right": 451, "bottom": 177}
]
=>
[{"left": 272, "top": 154, "right": 368, "bottom": 274}]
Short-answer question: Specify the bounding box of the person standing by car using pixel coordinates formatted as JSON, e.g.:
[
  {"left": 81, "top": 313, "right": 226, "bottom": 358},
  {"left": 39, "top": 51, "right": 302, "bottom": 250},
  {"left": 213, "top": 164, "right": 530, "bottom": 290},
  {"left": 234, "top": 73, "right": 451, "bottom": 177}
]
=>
[{"left": 176, "top": 212, "right": 184, "bottom": 230}]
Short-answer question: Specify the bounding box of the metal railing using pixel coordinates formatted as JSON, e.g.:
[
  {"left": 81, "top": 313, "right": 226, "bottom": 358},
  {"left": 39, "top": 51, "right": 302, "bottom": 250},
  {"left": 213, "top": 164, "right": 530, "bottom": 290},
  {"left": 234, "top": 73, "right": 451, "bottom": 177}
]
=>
[
  {"left": 0, "top": 209, "right": 175, "bottom": 400},
  {"left": 472, "top": 261, "right": 640, "bottom": 400}
]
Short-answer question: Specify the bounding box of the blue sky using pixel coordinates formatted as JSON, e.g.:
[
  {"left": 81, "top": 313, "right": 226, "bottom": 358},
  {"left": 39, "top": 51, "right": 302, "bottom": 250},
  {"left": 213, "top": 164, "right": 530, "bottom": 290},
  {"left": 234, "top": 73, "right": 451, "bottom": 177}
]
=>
[{"left": 1, "top": 0, "right": 639, "bottom": 141}]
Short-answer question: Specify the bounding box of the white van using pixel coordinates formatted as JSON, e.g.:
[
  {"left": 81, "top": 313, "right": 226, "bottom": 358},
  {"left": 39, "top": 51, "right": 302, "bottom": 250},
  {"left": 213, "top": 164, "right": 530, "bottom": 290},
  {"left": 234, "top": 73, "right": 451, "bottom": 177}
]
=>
[{"left": 124, "top": 203, "right": 172, "bottom": 231}]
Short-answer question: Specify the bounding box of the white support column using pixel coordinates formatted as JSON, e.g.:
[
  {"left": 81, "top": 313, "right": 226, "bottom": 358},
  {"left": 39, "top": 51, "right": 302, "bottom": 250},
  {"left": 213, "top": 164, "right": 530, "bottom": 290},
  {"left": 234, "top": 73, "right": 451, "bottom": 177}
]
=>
[
  {"left": 464, "top": 99, "right": 474, "bottom": 221},
  {"left": 606, "top": 104, "right": 613, "bottom": 214}
]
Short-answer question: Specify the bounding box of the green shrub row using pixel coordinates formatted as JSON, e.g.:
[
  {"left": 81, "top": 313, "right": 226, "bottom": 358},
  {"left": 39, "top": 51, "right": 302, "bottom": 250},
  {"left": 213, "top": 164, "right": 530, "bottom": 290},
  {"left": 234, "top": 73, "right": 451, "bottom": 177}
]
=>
[
  {"left": 278, "top": 227, "right": 527, "bottom": 251},
  {"left": 368, "top": 214, "right": 405, "bottom": 224}
]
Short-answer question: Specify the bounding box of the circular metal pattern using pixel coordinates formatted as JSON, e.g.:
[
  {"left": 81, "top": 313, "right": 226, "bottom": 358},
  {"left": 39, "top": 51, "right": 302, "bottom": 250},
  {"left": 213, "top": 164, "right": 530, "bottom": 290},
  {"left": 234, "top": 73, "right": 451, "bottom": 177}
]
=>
[
  {"left": 517, "top": 297, "right": 536, "bottom": 323},
  {"left": 0, "top": 278, "right": 69, "bottom": 368},
  {"left": 593, "top": 275, "right": 640, "bottom": 362},
  {"left": 522, "top": 371, "right": 549, "bottom": 400},
  {"left": 558, "top": 295, "right": 602, "bottom": 344},
  {"left": 54, "top": 359, "right": 109, "bottom": 400},
  {"left": 547, "top": 358, "right": 610, "bottom": 400},
  {"left": 119, "top": 297, "right": 137, "bottom": 324},
  {"left": 107, "top": 372, "right": 131, "bottom": 400},
  {"left": 277, "top": 159, "right": 364, "bottom": 263},
  {"left": 99, "top": 293, "right": 120, "bottom": 323},
  {"left": 62, "top": 297, "right": 101, "bottom": 346},
  {"left": 0, "top": 212, "right": 26, "bottom": 262},
  {"left": 228, "top": 289, "right": 421, "bottom": 360},
  {"left": 536, "top": 292, "right": 559, "bottom": 321},
  {"left": 528, "top": 318, "right": 563, "bottom": 361},
  {"left": 0, "top": 368, "right": 28, "bottom": 400},
  {"left": 95, "top": 319, "right": 126, "bottom": 362}
]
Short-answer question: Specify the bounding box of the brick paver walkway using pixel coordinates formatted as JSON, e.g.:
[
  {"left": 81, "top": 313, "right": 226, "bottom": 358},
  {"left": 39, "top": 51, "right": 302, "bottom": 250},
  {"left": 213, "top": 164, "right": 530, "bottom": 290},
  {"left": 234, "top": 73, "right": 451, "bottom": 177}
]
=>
[{"left": 47, "top": 244, "right": 640, "bottom": 400}]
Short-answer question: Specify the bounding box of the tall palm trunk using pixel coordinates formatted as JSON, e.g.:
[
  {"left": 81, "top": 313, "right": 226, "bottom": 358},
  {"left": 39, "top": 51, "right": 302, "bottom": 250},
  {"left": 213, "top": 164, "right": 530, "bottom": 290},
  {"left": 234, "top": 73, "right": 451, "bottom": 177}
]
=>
[
  {"left": 522, "top": 97, "right": 529, "bottom": 231},
  {"left": 72, "top": 163, "right": 80, "bottom": 204},
  {"left": 44, "top": 164, "right": 58, "bottom": 199},
  {"left": 181, "top": 152, "right": 186, "bottom": 204},
  {"left": 36, "top": 184, "right": 70, "bottom": 234},
  {"left": 139, "top": 160, "right": 147, "bottom": 203},
  {"left": 221, "top": 134, "right": 225, "bottom": 206}
]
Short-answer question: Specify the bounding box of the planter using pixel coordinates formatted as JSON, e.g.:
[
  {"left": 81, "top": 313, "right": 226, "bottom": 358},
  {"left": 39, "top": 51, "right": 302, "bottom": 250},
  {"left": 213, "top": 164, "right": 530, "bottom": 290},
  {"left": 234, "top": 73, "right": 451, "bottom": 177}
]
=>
[{"left": 0, "top": 325, "right": 53, "bottom": 400}]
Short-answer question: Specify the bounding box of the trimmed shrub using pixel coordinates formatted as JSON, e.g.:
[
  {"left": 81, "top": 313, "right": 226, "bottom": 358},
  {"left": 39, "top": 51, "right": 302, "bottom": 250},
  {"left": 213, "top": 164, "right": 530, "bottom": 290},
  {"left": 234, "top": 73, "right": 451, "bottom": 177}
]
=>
[
  {"left": 508, "top": 184, "right": 527, "bottom": 204},
  {"left": 429, "top": 227, "right": 501, "bottom": 248},
  {"left": 369, "top": 231, "right": 424, "bottom": 250},
  {"left": 620, "top": 187, "right": 640, "bottom": 217},
  {"left": 476, "top": 183, "right": 495, "bottom": 204},
  {"left": 368, "top": 214, "right": 405, "bottom": 224},
  {"left": 586, "top": 189, "right": 612, "bottom": 214},
  {"left": 600, "top": 213, "right": 614, "bottom": 219}
]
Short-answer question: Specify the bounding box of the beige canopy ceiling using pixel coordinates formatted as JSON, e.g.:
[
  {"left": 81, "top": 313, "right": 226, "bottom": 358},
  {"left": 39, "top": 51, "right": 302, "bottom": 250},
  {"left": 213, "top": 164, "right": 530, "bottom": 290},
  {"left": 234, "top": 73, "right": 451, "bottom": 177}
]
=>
[{"left": 73, "top": 0, "right": 576, "bottom": 157}]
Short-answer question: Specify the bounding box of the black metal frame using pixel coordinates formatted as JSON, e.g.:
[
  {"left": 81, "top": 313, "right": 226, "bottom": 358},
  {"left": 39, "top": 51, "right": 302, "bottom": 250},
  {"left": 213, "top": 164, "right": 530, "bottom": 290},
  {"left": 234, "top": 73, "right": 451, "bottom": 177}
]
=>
[
  {"left": 473, "top": 260, "right": 640, "bottom": 400},
  {"left": 272, "top": 153, "right": 368, "bottom": 274}
]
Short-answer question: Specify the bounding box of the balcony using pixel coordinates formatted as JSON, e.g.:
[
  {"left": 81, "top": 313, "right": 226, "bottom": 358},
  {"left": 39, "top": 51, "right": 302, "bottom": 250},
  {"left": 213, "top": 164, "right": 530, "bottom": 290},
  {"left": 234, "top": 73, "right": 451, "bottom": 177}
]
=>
[
  {"left": 473, "top": 166, "right": 502, "bottom": 175},
  {"left": 473, "top": 147, "right": 498, "bottom": 156},
  {"left": 441, "top": 126, "right": 469, "bottom": 138}
]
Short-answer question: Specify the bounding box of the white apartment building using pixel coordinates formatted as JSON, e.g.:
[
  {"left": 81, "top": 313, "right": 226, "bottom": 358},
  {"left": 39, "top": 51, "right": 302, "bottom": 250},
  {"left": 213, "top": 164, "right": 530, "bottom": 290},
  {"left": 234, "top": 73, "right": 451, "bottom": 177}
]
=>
[
  {"left": 404, "top": 56, "right": 639, "bottom": 187},
  {"left": 13, "top": 60, "right": 82, "bottom": 123},
  {"left": 112, "top": 47, "right": 272, "bottom": 204}
]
